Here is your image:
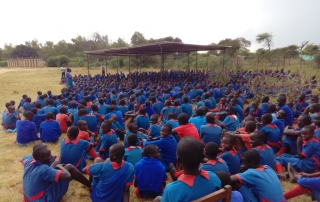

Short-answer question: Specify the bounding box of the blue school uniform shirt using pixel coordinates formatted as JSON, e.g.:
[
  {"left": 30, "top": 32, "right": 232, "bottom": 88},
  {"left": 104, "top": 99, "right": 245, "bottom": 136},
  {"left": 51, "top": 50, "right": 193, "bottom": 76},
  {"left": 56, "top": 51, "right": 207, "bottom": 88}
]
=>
[
  {"left": 253, "top": 145, "right": 275, "bottom": 168},
  {"left": 200, "top": 124, "right": 222, "bottom": 145},
  {"left": 278, "top": 104, "right": 294, "bottom": 126},
  {"left": 135, "top": 115, "right": 150, "bottom": 130},
  {"left": 272, "top": 119, "right": 284, "bottom": 137},
  {"left": 144, "top": 135, "right": 178, "bottom": 167},
  {"left": 148, "top": 123, "right": 161, "bottom": 138},
  {"left": 60, "top": 138, "right": 90, "bottom": 170},
  {"left": 161, "top": 170, "right": 221, "bottom": 202},
  {"left": 249, "top": 108, "right": 264, "bottom": 118},
  {"left": 200, "top": 158, "right": 230, "bottom": 174},
  {"left": 105, "top": 111, "right": 125, "bottom": 128},
  {"left": 22, "top": 159, "right": 68, "bottom": 202},
  {"left": 53, "top": 100, "right": 61, "bottom": 107},
  {"left": 98, "top": 104, "right": 109, "bottom": 115},
  {"left": 173, "top": 106, "right": 183, "bottom": 119},
  {"left": 235, "top": 165, "right": 284, "bottom": 202},
  {"left": 124, "top": 146, "right": 143, "bottom": 166},
  {"left": 196, "top": 101, "right": 205, "bottom": 109},
  {"left": 236, "top": 97, "right": 244, "bottom": 109},
  {"left": 96, "top": 130, "right": 118, "bottom": 159},
  {"left": 56, "top": 105, "right": 68, "bottom": 113},
  {"left": 36, "top": 99, "right": 46, "bottom": 108},
  {"left": 294, "top": 100, "right": 309, "bottom": 113},
  {"left": 189, "top": 116, "right": 207, "bottom": 134},
  {"left": 161, "top": 106, "right": 175, "bottom": 120},
  {"left": 181, "top": 103, "right": 193, "bottom": 117},
  {"left": 204, "top": 99, "right": 213, "bottom": 109},
  {"left": 315, "top": 126, "right": 320, "bottom": 140},
  {"left": 260, "top": 124, "right": 281, "bottom": 152},
  {"left": 165, "top": 119, "right": 179, "bottom": 129},
  {"left": 16, "top": 120, "right": 39, "bottom": 144},
  {"left": 87, "top": 161, "right": 134, "bottom": 202},
  {"left": 233, "top": 104, "right": 244, "bottom": 122},
  {"left": 145, "top": 106, "right": 155, "bottom": 118},
  {"left": 40, "top": 120, "right": 62, "bottom": 143},
  {"left": 18, "top": 98, "right": 26, "bottom": 109},
  {"left": 67, "top": 108, "right": 77, "bottom": 116},
  {"left": 42, "top": 106, "right": 57, "bottom": 115},
  {"left": 80, "top": 114, "right": 98, "bottom": 132},
  {"left": 135, "top": 157, "right": 168, "bottom": 195},
  {"left": 23, "top": 102, "right": 35, "bottom": 112},
  {"left": 2, "top": 112, "right": 18, "bottom": 130},
  {"left": 261, "top": 102, "right": 271, "bottom": 113},
  {"left": 222, "top": 115, "right": 239, "bottom": 132},
  {"left": 67, "top": 100, "right": 78, "bottom": 109},
  {"left": 124, "top": 130, "right": 148, "bottom": 148},
  {"left": 219, "top": 149, "right": 241, "bottom": 175}
]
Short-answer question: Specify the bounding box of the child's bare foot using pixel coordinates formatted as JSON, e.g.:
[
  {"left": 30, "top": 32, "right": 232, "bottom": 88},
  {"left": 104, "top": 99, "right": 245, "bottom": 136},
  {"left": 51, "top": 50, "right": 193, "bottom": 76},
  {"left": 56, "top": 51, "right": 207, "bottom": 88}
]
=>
[
  {"left": 277, "top": 173, "right": 288, "bottom": 181},
  {"left": 288, "top": 163, "right": 298, "bottom": 183}
]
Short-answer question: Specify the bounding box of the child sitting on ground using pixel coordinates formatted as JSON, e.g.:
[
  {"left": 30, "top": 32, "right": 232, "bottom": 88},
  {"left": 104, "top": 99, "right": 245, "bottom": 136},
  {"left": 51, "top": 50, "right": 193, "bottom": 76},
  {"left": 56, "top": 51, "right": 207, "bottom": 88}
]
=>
[
  {"left": 22, "top": 145, "right": 91, "bottom": 202},
  {"left": 124, "top": 123, "right": 148, "bottom": 148},
  {"left": 82, "top": 143, "right": 135, "bottom": 202},
  {"left": 2, "top": 105, "right": 18, "bottom": 131},
  {"left": 268, "top": 104, "right": 278, "bottom": 121},
  {"left": 200, "top": 142, "right": 230, "bottom": 174},
  {"left": 135, "top": 107, "right": 150, "bottom": 130},
  {"left": 30, "top": 108, "right": 46, "bottom": 133},
  {"left": 219, "top": 135, "right": 241, "bottom": 175},
  {"left": 216, "top": 106, "right": 239, "bottom": 132},
  {"left": 42, "top": 99, "right": 57, "bottom": 115},
  {"left": 249, "top": 101, "right": 264, "bottom": 120},
  {"left": 261, "top": 96, "right": 271, "bottom": 113},
  {"left": 95, "top": 120, "right": 118, "bottom": 159},
  {"left": 230, "top": 149, "right": 285, "bottom": 202},
  {"left": 173, "top": 100, "right": 182, "bottom": 119},
  {"left": 181, "top": 97, "right": 193, "bottom": 117},
  {"left": 189, "top": 108, "right": 207, "bottom": 134},
  {"left": 144, "top": 124, "right": 178, "bottom": 169},
  {"left": 77, "top": 120, "right": 95, "bottom": 142},
  {"left": 23, "top": 97, "right": 35, "bottom": 114},
  {"left": 261, "top": 113, "right": 281, "bottom": 152},
  {"left": 56, "top": 107, "right": 71, "bottom": 133},
  {"left": 16, "top": 111, "right": 39, "bottom": 146},
  {"left": 109, "top": 114, "right": 125, "bottom": 141},
  {"left": 60, "top": 126, "right": 98, "bottom": 171},
  {"left": 39, "top": 112, "right": 61, "bottom": 143},
  {"left": 154, "top": 136, "right": 221, "bottom": 201},
  {"left": 140, "top": 114, "right": 161, "bottom": 138},
  {"left": 200, "top": 112, "right": 222, "bottom": 145},
  {"left": 145, "top": 101, "right": 155, "bottom": 118},
  {"left": 250, "top": 131, "right": 275, "bottom": 168},
  {"left": 79, "top": 109, "right": 98, "bottom": 134},
  {"left": 275, "top": 125, "right": 320, "bottom": 174},
  {"left": 161, "top": 100, "right": 175, "bottom": 120},
  {"left": 172, "top": 113, "right": 200, "bottom": 141},
  {"left": 124, "top": 134, "right": 143, "bottom": 166},
  {"left": 165, "top": 113, "right": 179, "bottom": 129},
  {"left": 134, "top": 144, "right": 168, "bottom": 199}
]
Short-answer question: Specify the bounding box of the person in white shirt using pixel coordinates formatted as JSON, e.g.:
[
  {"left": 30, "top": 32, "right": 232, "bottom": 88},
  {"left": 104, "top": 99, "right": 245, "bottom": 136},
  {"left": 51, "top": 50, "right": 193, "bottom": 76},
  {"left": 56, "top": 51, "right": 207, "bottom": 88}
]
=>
[
  {"left": 60, "top": 64, "right": 66, "bottom": 79},
  {"left": 101, "top": 65, "right": 106, "bottom": 76}
]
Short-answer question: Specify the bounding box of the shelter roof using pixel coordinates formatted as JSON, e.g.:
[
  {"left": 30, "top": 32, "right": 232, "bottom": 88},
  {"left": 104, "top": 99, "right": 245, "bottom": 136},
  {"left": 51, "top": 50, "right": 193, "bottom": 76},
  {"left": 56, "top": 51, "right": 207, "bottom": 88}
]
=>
[{"left": 84, "top": 42, "right": 230, "bottom": 56}]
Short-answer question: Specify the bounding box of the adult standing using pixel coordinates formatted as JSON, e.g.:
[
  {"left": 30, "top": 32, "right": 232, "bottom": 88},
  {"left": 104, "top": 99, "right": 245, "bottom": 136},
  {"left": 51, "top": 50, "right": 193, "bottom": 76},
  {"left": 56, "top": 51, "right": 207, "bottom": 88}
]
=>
[
  {"left": 66, "top": 68, "right": 74, "bottom": 89},
  {"left": 60, "top": 64, "right": 66, "bottom": 80},
  {"left": 101, "top": 65, "right": 106, "bottom": 77}
]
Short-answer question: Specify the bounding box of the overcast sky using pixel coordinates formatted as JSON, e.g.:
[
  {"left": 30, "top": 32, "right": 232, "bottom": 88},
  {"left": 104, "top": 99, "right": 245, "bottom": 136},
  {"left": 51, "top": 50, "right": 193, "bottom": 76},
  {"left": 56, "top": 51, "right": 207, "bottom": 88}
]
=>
[{"left": 1, "top": 0, "right": 319, "bottom": 51}]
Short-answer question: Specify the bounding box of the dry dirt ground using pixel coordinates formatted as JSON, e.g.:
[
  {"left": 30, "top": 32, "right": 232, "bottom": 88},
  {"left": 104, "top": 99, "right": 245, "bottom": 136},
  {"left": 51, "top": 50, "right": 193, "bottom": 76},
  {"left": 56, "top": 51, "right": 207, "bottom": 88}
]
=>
[{"left": 0, "top": 67, "right": 311, "bottom": 202}]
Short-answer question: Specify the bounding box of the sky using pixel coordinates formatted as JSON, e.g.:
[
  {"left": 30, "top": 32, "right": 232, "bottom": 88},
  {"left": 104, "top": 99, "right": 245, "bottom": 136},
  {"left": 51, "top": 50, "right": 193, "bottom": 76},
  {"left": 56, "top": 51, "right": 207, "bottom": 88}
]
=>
[{"left": 1, "top": 0, "right": 319, "bottom": 52}]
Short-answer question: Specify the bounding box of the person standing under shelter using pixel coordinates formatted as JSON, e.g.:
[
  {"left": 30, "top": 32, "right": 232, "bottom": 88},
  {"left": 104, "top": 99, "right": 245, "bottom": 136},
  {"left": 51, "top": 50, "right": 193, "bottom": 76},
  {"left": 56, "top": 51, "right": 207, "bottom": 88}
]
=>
[
  {"left": 60, "top": 64, "right": 66, "bottom": 79},
  {"left": 101, "top": 65, "right": 106, "bottom": 77}
]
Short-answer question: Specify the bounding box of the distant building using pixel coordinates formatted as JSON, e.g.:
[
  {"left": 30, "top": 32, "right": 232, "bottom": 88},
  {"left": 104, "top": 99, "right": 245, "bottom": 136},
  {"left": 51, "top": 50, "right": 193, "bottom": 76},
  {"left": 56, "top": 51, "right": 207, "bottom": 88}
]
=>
[{"left": 7, "top": 58, "right": 44, "bottom": 67}]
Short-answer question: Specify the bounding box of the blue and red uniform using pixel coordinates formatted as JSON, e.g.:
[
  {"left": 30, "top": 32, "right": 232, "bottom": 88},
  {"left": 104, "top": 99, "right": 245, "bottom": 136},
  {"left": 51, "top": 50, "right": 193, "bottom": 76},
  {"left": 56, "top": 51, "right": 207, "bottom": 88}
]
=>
[
  {"left": 40, "top": 120, "right": 62, "bottom": 143},
  {"left": 221, "top": 115, "right": 239, "bottom": 132},
  {"left": 161, "top": 106, "right": 175, "bottom": 120},
  {"left": 295, "top": 177, "right": 320, "bottom": 201},
  {"left": 42, "top": 105, "right": 58, "bottom": 115},
  {"left": 22, "top": 159, "right": 69, "bottom": 202},
  {"left": 16, "top": 120, "right": 39, "bottom": 145},
  {"left": 117, "top": 105, "right": 128, "bottom": 116},
  {"left": 272, "top": 119, "right": 285, "bottom": 137},
  {"left": 200, "top": 124, "right": 222, "bottom": 145},
  {"left": 165, "top": 119, "right": 179, "bottom": 129},
  {"left": 294, "top": 99, "right": 309, "bottom": 117},
  {"left": 147, "top": 123, "right": 161, "bottom": 138},
  {"left": 249, "top": 108, "right": 264, "bottom": 118},
  {"left": 124, "top": 130, "right": 148, "bottom": 148},
  {"left": 98, "top": 103, "right": 109, "bottom": 115},
  {"left": 32, "top": 114, "right": 46, "bottom": 133},
  {"left": 144, "top": 135, "right": 178, "bottom": 168},
  {"left": 275, "top": 137, "right": 320, "bottom": 173},
  {"left": 152, "top": 101, "right": 163, "bottom": 115},
  {"left": 278, "top": 104, "right": 294, "bottom": 127},
  {"left": 314, "top": 125, "right": 320, "bottom": 140},
  {"left": 135, "top": 157, "right": 168, "bottom": 198},
  {"left": 281, "top": 127, "right": 301, "bottom": 155},
  {"left": 235, "top": 165, "right": 285, "bottom": 202},
  {"left": 86, "top": 160, "right": 134, "bottom": 202},
  {"left": 181, "top": 103, "right": 193, "bottom": 117},
  {"left": 95, "top": 130, "right": 118, "bottom": 159},
  {"left": 80, "top": 114, "right": 98, "bottom": 133},
  {"left": 200, "top": 158, "right": 230, "bottom": 174},
  {"left": 219, "top": 149, "right": 241, "bottom": 175},
  {"left": 233, "top": 104, "right": 244, "bottom": 123},
  {"left": 253, "top": 145, "right": 275, "bottom": 168},
  {"left": 204, "top": 99, "right": 213, "bottom": 109},
  {"left": 261, "top": 124, "right": 281, "bottom": 152},
  {"left": 124, "top": 146, "right": 143, "bottom": 166},
  {"left": 60, "top": 138, "right": 90, "bottom": 171},
  {"left": 189, "top": 115, "right": 207, "bottom": 134},
  {"left": 161, "top": 170, "right": 221, "bottom": 201},
  {"left": 135, "top": 115, "right": 150, "bottom": 130},
  {"left": 23, "top": 102, "right": 35, "bottom": 113},
  {"left": 173, "top": 106, "right": 183, "bottom": 119},
  {"left": 261, "top": 102, "right": 271, "bottom": 113},
  {"left": 2, "top": 112, "right": 18, "bottom": 130}
]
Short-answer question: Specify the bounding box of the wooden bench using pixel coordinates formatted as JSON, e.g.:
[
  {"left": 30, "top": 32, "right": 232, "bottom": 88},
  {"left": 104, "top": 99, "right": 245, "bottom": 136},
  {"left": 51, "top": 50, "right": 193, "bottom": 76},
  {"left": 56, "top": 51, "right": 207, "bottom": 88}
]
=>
[{"left": 191, "top": 185, "right": 232, "bottom": 202}]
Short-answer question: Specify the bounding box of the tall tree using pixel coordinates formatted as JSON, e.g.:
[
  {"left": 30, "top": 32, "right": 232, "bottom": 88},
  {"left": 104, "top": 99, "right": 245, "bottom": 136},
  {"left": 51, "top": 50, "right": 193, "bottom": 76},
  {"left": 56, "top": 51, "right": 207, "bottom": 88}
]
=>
[
  {"left": 131, "top": 31, "right": 148, "bottom": 46},
  {"left": 256, "top": 32, "right": 273, "bottom": 52},
  {"left": 11, "top": 44, "right": 39, "bottom": 58}
]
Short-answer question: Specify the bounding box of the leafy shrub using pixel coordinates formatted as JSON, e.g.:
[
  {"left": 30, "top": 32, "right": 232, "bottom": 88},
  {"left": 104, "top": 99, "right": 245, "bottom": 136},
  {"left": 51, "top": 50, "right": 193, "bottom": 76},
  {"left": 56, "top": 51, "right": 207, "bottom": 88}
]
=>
[
  {"left": 0, "top": 61, "right": 7, "bottom": 67},
  {"left": 46, "top": 55, "right": 70, "bottom": 67},
  {"left": 46, "top": 57, "right": 59, "bottom": 67}
]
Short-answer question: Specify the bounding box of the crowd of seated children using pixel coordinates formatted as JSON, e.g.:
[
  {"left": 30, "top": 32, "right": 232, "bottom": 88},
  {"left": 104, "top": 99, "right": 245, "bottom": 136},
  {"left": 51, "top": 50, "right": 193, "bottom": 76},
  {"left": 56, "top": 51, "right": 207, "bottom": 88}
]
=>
[{"left": 124, "top": 134, "right": 143, "bottom": 166}]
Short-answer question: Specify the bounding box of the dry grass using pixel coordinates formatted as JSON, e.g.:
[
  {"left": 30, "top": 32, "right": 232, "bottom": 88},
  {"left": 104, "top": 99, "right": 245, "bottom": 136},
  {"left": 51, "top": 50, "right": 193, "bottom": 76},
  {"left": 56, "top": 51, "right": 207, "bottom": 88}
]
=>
[{"left": 0, "top": 67, "right": 311, "bottom": 202}]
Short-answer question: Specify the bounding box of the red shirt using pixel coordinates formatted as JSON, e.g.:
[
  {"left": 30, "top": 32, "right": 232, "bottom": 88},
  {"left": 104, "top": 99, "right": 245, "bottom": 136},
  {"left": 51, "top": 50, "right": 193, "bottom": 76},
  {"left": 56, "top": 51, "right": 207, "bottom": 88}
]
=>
[
  {"left": 175, "top": 123, "right": 200, "bottom": 140},
  {"left": 56, "top": 114, "right": 69, "bottom": 133},
  {"left": 77, "top": 130, "right": 90, "bottom": 141}
]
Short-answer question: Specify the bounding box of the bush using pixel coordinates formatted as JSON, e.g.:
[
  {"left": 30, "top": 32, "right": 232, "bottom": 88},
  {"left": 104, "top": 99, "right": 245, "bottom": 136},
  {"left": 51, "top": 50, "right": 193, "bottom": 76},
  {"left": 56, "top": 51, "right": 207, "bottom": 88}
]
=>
[
  {"left": 56, "top": 55, "right": 70, "bottom": 66},
  {"left": 46, "top": 56, "right": 59, "bottom": 67},
  {"left": 46, "top": 55, "right": 70, "bottom": 67},
  {"left": 0, "top": 61, "right": 7, "bottom": 67}
]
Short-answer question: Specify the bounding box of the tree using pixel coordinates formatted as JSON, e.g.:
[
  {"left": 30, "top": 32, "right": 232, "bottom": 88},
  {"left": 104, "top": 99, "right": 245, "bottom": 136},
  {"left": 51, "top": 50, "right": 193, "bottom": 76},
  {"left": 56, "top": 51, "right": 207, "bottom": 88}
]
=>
[
  {"left": 217, "top": 38, "right": 251, "bottom": 57},
  {"left": 11, "top": 44, "right": 39, "bottom": 58},
  {"left": 256, "top": 32, "right": 273, "bottom": 52},
  {"left": 131, "top": 31, "right": 148, "bottom": 46}
]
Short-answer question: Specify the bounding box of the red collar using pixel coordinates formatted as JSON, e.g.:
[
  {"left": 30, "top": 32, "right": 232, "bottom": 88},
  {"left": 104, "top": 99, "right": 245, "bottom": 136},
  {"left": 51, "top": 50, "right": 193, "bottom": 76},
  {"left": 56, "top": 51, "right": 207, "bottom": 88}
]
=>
[
  {"left": 126, "top": 146, "right": 141, "bottom": 151},
  {"left": 46, "top": 119, "right": 54, "bottom": 121},
  {"left": 297, "top": 100, "right": 305, "bottom": 105},
  {"left": 175, "top": 106, "right": 180, "bottom": 109},
  {"left": 111, "top": 160, "right": 125, "bottom": 170},
  {"left": 228, "top": 149, "right": 238, "bottom": 157},
  {"left": 105, "top": 130, "right": 115, "bottom": 136},
  {"left": 169, "top": 119, "right": 177, "bottom": 122},
  {"left": 229, "top": 115, "right": 236, "bottom": 119},
  {"left": 139, "top": 114, "right": 147, "bottom": 117},
  {"left": 207, "top": 158, "right": 223, "bottom": 166},
  {"left": 219, "top": 104, "right": 226, "bottom": 109},
  {"left": 178, "top": 170, "right": 209, "bottom": 187},
  {"left": 207, "top": 123, "right": 218, "bottom": 127},
  {"left": 256, "top": 165, "right": 268, "bottom": 172},
  {"left": 251, "top": 109, "right": 258, "bottom": 115},
  {"left": 255, "top": 145, "right": 271, "bottom": 151},
  {"left": 302, "top": 137, "right": 319, "bottom": 146},
  {"left": 267, "top": 124, "right": 276, "bottom": 129},
  {"left": 64, "top": 138, "right": 80, "bottom": 145}
]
